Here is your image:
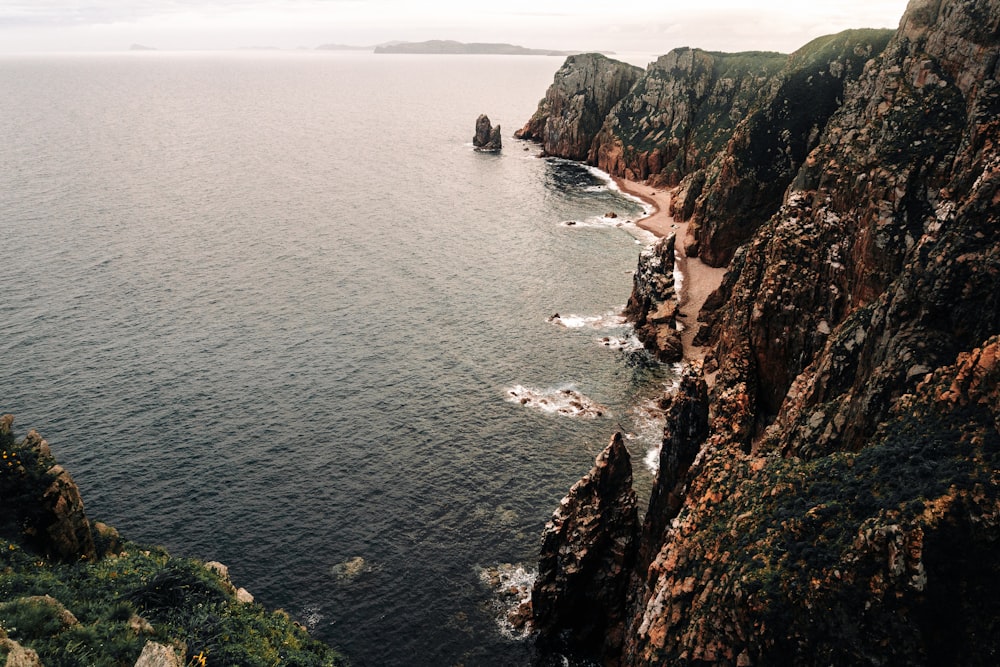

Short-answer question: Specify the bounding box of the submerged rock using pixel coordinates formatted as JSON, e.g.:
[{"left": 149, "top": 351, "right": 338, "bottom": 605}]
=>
[{"left": 473, "top": 114, "right": 502, "bottom": 152}]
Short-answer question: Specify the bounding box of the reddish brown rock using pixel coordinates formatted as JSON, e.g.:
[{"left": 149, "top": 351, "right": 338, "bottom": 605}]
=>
[
  {"left": 533, "top": 1, "right": 1000, "bottom": 665},
  {"left": 591, "top": 48, "right": 786, "bottom": 186},
  {"left": 516, "top": 53, "right": 642, "bottom": 160},
  {"left": 532, "top": 432, "right": 639, "bottom": 663}
]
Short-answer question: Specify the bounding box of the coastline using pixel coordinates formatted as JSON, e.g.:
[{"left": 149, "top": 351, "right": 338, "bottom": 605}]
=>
[{"left": 613, "top": 177, "right": 726, "bottom": 361}]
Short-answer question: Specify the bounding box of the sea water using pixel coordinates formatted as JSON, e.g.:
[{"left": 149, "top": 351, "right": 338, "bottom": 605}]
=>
[{"left": 0, "top": 51, "right": 671, "bottom": 665}]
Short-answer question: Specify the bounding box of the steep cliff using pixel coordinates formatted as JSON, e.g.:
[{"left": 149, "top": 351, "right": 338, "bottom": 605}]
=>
[
  {"left": 0, "top": 415, "right": 96, "bottom": 562},
  {"left": 684, "top": 29, "right": 894, "bottom": 267},
  {"left": 591, "top": 48, "right": 786, "bottom": 187},
  {"left": 532, "top": 433, "right": 639, "bottom": 663},
  {"left": 515, "top": 53, "right": 643, "bottom": 160},
  {"left": 532, "top": 0, "right": 1000, "bottom": 664},
  {"left": 623, "top": 235, "right": 683, "bottom": 362}
]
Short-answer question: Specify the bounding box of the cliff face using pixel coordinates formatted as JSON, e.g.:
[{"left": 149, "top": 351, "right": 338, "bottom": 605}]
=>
[
  {"left": 0, "top": 415, "right": 96, "bottom": 562},
  {"left": 520, "top": 32, "right": 895, "bottom": 270},
  {"left": 683, "top": 29, "right": 894, "bottom": 267},
  {"left": 532, "top": 0, "right": 1000, "bottom": 663},
  {"left": 515, "top": 53, "right": 643, "bottom": 160},
  {"left": 532, "top": 433, "right": 638, "bottom": 663},
  {"left": 591, "top": 48, "right": 786, "bottom": 187},
  {"left": 623, "top": 235, "right": 683, "bottom": 362}
]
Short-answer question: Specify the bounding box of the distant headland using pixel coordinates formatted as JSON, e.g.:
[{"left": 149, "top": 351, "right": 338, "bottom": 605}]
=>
[{"left": 371, "top": 40, "right": 612, "bottom": 56}]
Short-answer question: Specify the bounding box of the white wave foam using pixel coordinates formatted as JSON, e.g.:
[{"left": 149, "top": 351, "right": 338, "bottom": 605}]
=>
[
  {"left": 620, "top": 395, "right": 669, "bottom": 475},
  {"left": 547, "top": 311, "right": 626, "bottom": 329},
  {"left": 479, "top": 563, "right": 536, "bottom": 640},
  {"left": 505, "top": 384, "right": 608, "bottom": 418},
  {"left": 596, "top": 334, "right": 644, "bottom": 352}
]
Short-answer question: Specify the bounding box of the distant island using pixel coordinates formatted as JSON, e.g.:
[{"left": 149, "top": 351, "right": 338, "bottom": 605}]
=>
[
  {"left": 315, "top": 43, "right": 376, "bottom": 51},
  {"left": 373, "top": 40, "right": 602, "bottom": 56}
]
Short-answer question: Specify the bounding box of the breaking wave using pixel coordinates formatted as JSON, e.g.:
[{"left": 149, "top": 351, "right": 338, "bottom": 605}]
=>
[
  {"left": 547, "top": 310, "right": 626, "bottom": 329},
  {"left": 505, "top": 385, "right": 609, "bottom": 418},
  {"left": 479, "top": 563, "right": 535, "bottom": 641}
]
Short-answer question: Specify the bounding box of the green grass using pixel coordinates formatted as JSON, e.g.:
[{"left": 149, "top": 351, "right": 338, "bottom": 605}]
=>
[{"left": 0, "top": 538, "right": 347, "bottom": 666}]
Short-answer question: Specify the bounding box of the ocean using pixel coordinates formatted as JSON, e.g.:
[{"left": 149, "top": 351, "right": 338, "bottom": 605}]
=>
[{"left": 0, "top": 51, "right": 673, "bottom": 666}]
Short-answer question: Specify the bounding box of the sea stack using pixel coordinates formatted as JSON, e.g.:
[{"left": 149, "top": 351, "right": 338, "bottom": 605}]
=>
[{"left": 473, "top": 114, "right": 502, "bottom": 152}]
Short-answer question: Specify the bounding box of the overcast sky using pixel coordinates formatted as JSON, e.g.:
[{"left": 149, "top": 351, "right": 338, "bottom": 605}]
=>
[{"left": 0, "top": 1, "right": 911, "bottom": 54}]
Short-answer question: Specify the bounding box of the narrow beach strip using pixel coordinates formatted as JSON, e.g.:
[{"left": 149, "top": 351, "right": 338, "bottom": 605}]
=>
[{"left": 614, "top": 177, "right": 727, "bottom": 361}]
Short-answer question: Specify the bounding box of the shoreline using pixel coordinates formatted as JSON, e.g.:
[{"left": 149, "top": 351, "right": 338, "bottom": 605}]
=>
[{"left": 613, "top": 177, "right": 726, "bottom": 361}]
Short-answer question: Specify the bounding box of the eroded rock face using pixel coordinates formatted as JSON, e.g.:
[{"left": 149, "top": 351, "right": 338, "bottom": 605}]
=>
[
  {"left": 532, "top": 432, "right": 639, "bottom": 662},
  {"left": 515, "top": 53, "right": 642, "bottom": 160},
  {"left": 684, "top": 29, "right": 894, "bottom": 267},
  {"left": 473, "top": 113, "right": 502, "bottom": 152},
  {"left": 623, "top": 335, "right": 1000, "bottom": 666},
  {"left": 592, "top": 48, "right": 786, "bottom": 186},
  {"left": 1, "top": 416, "right": 96, "bottom": 562},
  {"left": 623, "top": 235, "right": 682, "bottom": 362},
  {"left": 635, "top": 368, "right": 709, "bottom": 573},
  {"left": 708, "top": 0, "right": 1000, "bottom": 448},
  {"left": 536, "top": 0, "right": 1000, "bottom": 664}
]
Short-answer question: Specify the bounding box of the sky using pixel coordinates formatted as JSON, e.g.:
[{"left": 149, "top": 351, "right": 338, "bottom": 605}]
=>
[{"left": 0, "top": 0, "right": 912, "bottom": 55}]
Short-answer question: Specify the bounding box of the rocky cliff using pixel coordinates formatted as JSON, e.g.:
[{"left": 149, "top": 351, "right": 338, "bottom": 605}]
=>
[
  {"left": 515, "top": 54, "right": 642, "bottom": 160},
  {"left": 591, "top": 48, "right": 786, "bottom": 187},
  {"left": 532, "top": 433, "right": 638, "bottom": 662},
  {"left": 682, "top": 29, "right": 894, "bottom": 267},
  {"left": 623, "top": 235, "right": 683, "bottom": 362},
  {"left": 0, "top": 415, "right": 96, "bottom": 562},
  {"left": 531, "top": 0, "right": 1000, "bottom": 664}
]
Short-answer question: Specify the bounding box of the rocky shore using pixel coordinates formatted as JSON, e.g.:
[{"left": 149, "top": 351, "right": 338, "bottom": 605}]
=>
[{"left": 518, "top": 0, "right": 1000, "bottom": 664}]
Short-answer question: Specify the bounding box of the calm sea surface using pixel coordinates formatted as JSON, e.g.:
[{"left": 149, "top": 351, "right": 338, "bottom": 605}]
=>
[{"left": 0, "top": 51, "right": 671, "bottom": 666}]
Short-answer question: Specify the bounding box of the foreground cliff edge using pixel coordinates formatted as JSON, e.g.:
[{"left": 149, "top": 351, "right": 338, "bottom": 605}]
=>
[
  {"left": 0, "top": 415, "right": 347, "bottom": 666},
  {"left": 524, "top": 0, "right": 1000, "bottom": 664}
]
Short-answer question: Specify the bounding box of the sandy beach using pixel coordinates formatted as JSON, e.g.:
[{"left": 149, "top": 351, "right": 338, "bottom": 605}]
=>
[{"left": 615, "top": 177, "right": 727, "bottom": 361}]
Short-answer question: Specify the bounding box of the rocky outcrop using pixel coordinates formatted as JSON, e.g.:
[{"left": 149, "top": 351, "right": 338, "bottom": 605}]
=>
[
  {"left": 134, "top": 641, "right": 185, "bottom": 667},
  {"left": 473, "top": 113, "right": 502, "bottom": 152},
  {"left": 1, "top": 415, "right": 96, "bottom": 561},
  {"left": 534, "top": 0, "right": 1000, "bottom": 664},
  {"left": 623, "top": 336, "right": 1000, "bottom": 665},
  {"left": 532, "top": 432, "right": 639, "bottom": 662},
  {"left": 0, "top": 627, "right": 43, "bottom": 667},
  {"left": 515, "top": 53, "right": 642, "bottom": 160},
  {"left": 591, "top": 48, "right": 786, "bottom": 186},
  {"left": 623, "top": 235, "right": 682, "bottom": 362},
  {"left": 684, "top": 29, "right": 894, "bottom": 266}
]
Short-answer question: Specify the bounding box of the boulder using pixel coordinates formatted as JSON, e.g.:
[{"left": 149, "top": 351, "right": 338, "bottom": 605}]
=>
[{"left": 134, "top": 641, "right": 185, "bottom": 667}]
